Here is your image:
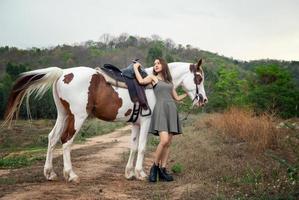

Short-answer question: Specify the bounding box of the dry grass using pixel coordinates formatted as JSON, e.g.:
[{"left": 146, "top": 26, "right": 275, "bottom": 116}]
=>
[
  {"left": 200, "top": 107, "right": 280, "bottom": 152},
  {"left": 167, "top": 113, "right": 298, "bottom": 199}
]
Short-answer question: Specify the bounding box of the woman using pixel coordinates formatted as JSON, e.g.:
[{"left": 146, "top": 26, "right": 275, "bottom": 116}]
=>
[{"left": 133, "top": 58, "right": 187, "bottom": 182}]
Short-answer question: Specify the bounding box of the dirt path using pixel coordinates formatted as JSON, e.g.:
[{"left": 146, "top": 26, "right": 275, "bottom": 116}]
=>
[
  {"left": 0, "top": 125, "right": 144, "bottom": 200},
  {"left": 0, "top": 122, "right": 189, "bottom": 200}
]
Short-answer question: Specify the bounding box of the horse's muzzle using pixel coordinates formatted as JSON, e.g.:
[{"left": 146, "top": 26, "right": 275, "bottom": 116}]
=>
[{"left": 195, "top": 102, "right": 205, "bottom": 107}]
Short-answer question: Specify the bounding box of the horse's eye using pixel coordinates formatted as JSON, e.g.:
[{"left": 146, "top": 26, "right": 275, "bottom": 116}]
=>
[{"left": 194, "top": 76, "right": 202, "bottom": 84}]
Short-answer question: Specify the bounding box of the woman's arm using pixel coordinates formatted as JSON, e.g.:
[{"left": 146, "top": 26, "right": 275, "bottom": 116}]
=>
[
  {"left": 133, "top": 63, "right": 153, "bottom": 85},
  {"left": 172, "top": 88, "right": 188, "bottom": 101}
]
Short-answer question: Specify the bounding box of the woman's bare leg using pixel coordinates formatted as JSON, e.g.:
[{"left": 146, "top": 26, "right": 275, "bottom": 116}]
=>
[
  {"left": 160, "top": 134, "right": 173, "bottom": 168},
  {"left": 154, "top": 131, "right": 169, "bottom": 165}
]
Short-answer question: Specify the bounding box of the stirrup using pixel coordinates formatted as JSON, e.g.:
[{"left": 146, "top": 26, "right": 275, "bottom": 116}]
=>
[
  {"left": 140, "top": 107, "right": 151, "bottom": 117},
  {"left": 127, "top": 103, "right": 140, "bottom": 123}
]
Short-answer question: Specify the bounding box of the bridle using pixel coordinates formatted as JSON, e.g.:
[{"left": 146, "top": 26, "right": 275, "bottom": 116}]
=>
[
  {"left": 180, "top": 64, "right": 204, "bottom": 121},
  {"left": 188, "top": 63, "right": 204, "bottom": 104}
]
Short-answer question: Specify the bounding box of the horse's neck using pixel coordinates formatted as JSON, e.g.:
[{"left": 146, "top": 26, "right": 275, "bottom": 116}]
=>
[{"left": 170, "top": 62, "right": 189, "bottom": 87}]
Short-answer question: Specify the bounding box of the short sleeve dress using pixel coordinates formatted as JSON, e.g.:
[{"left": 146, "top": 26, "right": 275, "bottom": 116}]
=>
[{"left": 148, "top": 80, "right": 182, "bottom": 136}]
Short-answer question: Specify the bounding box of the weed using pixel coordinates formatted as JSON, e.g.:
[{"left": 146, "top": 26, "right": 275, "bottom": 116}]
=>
[
  {"left": 171, "top": 163, "right": 183, "bottom": 173},
  {"left": 241, "top": 167, "right": 262, "bottom": 185},
  {"left": 0, "top": 178, "right": 17, "bottom": 185},
  {"left": 0, "top": 155, "right": 43, "bottom": 168},
  {"left": 148, "top": 135, "right": 159, "bottom": 147},
  {"left": 265, "top": 151, "right": 298, "bottom": 183}
]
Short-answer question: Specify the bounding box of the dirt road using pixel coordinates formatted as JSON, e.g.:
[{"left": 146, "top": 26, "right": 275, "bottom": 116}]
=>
[
  {"left": 0, "top": 121, "right": 192, "bottom": 200},
  {"left": 1, "top": 125, "right": 154, "bottom": 200}
]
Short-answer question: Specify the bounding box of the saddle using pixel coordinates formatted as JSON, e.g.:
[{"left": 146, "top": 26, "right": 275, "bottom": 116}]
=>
[{"left": 98, "top": 63, "right": 152, "bottom": 122}]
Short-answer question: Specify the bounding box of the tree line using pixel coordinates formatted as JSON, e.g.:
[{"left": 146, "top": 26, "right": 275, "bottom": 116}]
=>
[{"left": 0, "top": 34, "right": 298, "bottom": 119}]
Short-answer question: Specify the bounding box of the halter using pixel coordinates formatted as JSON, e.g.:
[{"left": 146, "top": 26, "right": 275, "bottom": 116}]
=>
[
  {"left": 187, "top": 65, "right": 204, "bottom": 105},
  {"left": 180, "top": 65, "right": 204, "bottom": 122}
]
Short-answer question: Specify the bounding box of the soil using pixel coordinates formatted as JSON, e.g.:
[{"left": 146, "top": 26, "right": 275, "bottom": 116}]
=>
[{"left": 0, "top": 125, "right": 152, "bottom": 200}]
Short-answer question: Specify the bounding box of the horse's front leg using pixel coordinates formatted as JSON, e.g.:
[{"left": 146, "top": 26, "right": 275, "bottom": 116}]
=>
[
  {"left": 62, "top": 114, "right": 87, "bottom": 183},
  {"left": 125, "top": 124, "right": 140, "bottom": 179},
  {"left": 135, "top": 116, "right": 151, "bottom": 180}
]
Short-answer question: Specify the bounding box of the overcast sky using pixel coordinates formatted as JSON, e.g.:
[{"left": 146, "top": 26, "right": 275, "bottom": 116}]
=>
[{"left": 0, "top": 0, "right": 298, "bottom": 61}]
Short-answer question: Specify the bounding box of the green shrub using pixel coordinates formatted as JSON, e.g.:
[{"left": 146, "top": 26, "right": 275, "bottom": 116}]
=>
[
  {"left": 171, "top": 163, "right": 183, "bottom": 173},
  {"left": 0, "top": 156, "right": 43, "bottom": 169}
]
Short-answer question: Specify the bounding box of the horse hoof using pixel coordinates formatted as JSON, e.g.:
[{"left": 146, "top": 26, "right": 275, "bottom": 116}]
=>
[
  {"left": 135, "top": 169, "right": 147, "bottom": 181},
  {"left": 125, "top": 168, "right": 135, "bottom": 180},
  {"left": 44, "top": 168, "right": 58, "bottom": 181},
  {"left": 125, "top": 174, "right": 135, "bottom": 180},
  {"left": 48, "top": 172, "right": 58, "bottom": 181},
  {"left": 69, "top": 176, "right": 80, "bottom": 184},
  {"left": 64, "top": 169, "right": 80, "bottom": 183},
  {"left": 63, "top": 170, "right": 70, "bottom": 181}
]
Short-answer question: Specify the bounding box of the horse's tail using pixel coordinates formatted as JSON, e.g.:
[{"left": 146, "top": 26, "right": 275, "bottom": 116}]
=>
[{"left": 3, "top": 67, "right": 64, "bottom": 127}]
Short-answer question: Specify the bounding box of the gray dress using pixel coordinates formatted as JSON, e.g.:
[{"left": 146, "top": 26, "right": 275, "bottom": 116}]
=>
[{"left": 148, "top": 80, "right": 182, "bottom": 136}]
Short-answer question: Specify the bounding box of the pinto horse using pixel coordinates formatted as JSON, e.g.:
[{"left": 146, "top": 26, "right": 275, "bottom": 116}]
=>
[{"left": 4, "top": 59, "right": 207, "bottom": 183}]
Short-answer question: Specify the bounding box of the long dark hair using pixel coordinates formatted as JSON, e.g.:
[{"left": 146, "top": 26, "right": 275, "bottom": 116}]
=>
[{"left": 152, "top": 58, "right": 173, "bottom": 83}]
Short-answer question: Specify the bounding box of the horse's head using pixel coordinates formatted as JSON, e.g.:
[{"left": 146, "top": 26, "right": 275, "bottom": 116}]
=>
[{"left": 180, "top": 59, "right": 208, "bottom": 107}]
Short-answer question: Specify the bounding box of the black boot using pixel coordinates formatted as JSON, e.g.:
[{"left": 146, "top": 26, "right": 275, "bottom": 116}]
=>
[
  {"left": 148, "top": 163, "right": 159, "bottom": 182},
  {"left": 158, "top": 167, "right": 174, "bottom": 182}
]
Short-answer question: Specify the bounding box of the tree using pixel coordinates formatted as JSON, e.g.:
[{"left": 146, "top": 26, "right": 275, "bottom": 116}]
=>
[
  {"left": 146, "top": 42, "right": 164, "bottom": 66},
  {"left": 6, "top": 62, "right": 28, "bottom": 80},
  {"left": 151, "top": 34, "right": 162, "bottom": 41},
  {"left": 165, "top": 54, "right": 174, "bottom": 63},
  {"left": 99, "top": 33, "right": 113, "bottom": 46},
  {"left": 0, "top": 74, "right": 13, "bottom": 118},
  {"left": 249, "top": 64, "right": 299, "bottom": 118},
  {"left": 207, "top": 67, "right": 248, "bottom": 111},
  {"left": 126, "top": 36, "right": 138, "bottom": 47},
  {"left": 165, "top": 38, "right": 175, "bottom": 49}
]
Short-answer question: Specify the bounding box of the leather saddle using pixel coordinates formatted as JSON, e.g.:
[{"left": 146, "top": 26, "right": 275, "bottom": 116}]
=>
[
  {"left": 99, "top": 63, "right": 152, "bottom": 122},
  {"left": 101, "top": 64, "right": 125, "bottom": 82}
]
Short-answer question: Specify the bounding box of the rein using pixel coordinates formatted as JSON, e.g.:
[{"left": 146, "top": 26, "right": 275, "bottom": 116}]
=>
[{"left": 180, "top": 92, "right": 203, "bottom": 122}]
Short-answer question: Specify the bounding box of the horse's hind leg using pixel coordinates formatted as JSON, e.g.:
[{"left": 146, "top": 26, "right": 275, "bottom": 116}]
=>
[
  {"left": 44, "top": 115, "right": 66, "bottom": 180},
  {"left": 125, "top": 124, "right": 140, "bottom": 179},
  {"left": 44, "top": 83, "right": 67, "bottom": 180},
  {"left": 62, "top": 113, "right": 87, "bottom": 183}
]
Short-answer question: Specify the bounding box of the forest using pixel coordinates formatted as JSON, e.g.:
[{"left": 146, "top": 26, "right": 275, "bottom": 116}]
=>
[{"left": 0, "top": 33, "right": 298, "bottom": 119}]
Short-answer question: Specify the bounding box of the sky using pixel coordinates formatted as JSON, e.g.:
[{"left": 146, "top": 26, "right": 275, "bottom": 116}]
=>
[{"left": 0, "top": 0, "right": 298, "bottom": 61}]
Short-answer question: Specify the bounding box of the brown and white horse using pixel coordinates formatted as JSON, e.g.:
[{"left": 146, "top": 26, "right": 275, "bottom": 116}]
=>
[{"left": 4, "top": 59, "right": 207, "bottom": 183}]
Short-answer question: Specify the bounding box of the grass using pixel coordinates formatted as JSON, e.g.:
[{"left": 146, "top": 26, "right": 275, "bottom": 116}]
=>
[
  {"left": 0, "top": 177, "right": 17, "bottom": 185},
  {"left": 141, "top": 111, "right": 298, "bottom": 199},
  {"left": 171, "top": 163, "right": 183, "bottom": 173},
  {"left": 0, "top": 156, "right": 44, "bottom": 169},
  {"left": 0, "top": 118, "right": 126, "bottom": 168},
  {"left": 201, "top": 107, "right": 279, "bottom": 152},
  {"left": 75, "top": 118, "right": 126, "bottom": 142},
  {"left": 147, "top": 134, "right": 160, "bottom": 149},
  {"left": 0, "top": 119, "right": 55, "bottom": 154},
  {"left": 1, "top": 110, "right": 298, "bottom": 199}
]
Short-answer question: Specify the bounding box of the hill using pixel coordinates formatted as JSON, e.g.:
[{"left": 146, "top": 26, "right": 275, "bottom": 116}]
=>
[{"left": 0, "top": 34, "right": 298, "bottom": 119}]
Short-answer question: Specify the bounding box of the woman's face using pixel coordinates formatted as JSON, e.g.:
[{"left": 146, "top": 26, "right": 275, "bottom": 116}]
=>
[{"left": 154, "top": 59, "right": 163, "bottom": 73}]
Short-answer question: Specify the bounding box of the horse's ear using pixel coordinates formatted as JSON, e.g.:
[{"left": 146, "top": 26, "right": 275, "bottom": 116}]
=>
[{"left": 196, "top": 59, "right": 202, "bottom": 69}]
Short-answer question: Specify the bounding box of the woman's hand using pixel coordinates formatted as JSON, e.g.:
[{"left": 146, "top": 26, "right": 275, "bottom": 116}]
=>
[
  {"left": 133, "top": 62, "right": 153, "bottom": 85},
  {"left": 133, "top": 62, "right": 141, "bottom": 69},
  {"left": 179, "top": 92, "right": 188, "bottom": 101},
  {"left": 172, "top": 89, "right": 188, "bottom": 101}
]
